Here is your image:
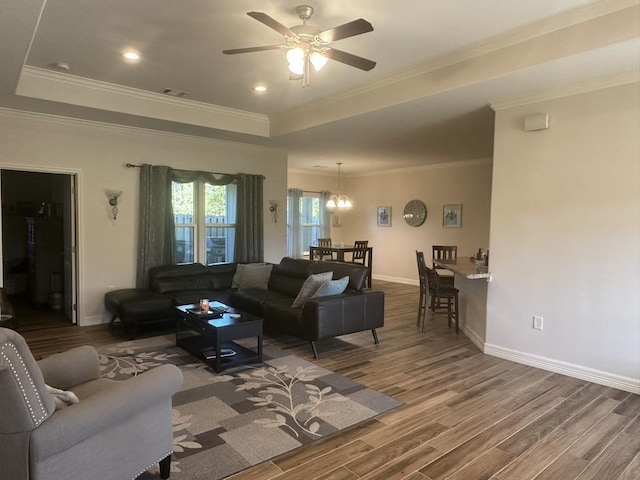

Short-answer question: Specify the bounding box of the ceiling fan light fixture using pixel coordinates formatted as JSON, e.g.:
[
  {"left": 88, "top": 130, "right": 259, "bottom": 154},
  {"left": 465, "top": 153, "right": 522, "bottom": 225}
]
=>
[{"left": 310, "top": 51, "right": 327, "bottom": 71}]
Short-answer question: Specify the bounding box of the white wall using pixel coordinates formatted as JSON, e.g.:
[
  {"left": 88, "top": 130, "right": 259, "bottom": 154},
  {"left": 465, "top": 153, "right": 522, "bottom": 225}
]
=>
[
  {"left": 487, "top": 83, "right": 640, "bottom": 393},
  {"left": 0, "top": 109, "right": 288, "bottom": 325},
  {"left": 289, "top": 160, "right": 493, "bottom": 284}
]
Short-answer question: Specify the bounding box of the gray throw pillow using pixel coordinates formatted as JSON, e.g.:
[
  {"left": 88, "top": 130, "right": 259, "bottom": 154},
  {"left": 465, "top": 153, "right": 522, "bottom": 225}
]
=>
[
  {"left": 232, "top": 263, "right": 267, "bottom": 288},
  {"left": 238, "top": 264, "right": 273, "bottom": 290},
  {"left": 312, "top": 276, "right": 349, "bottom": 298},
  {"left": 291, "top": 271, "right": 333, "bottom": 308}
]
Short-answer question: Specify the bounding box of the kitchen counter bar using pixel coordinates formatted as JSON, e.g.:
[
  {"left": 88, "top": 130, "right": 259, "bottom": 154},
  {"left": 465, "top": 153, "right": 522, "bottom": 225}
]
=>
[{"left": 433, "top": 258, "right": 491, "bottom": 280}]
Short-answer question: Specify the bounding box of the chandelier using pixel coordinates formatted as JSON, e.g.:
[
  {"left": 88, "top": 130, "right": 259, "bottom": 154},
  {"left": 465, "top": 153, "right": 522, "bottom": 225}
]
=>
[{"left": 326, "top": 162, "right": 352, "bottom": 209}]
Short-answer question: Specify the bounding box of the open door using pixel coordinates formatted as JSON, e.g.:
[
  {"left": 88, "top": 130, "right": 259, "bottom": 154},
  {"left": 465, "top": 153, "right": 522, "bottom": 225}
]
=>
[{"left": 62, "top": 175, "right": 77, "bottom": 323}]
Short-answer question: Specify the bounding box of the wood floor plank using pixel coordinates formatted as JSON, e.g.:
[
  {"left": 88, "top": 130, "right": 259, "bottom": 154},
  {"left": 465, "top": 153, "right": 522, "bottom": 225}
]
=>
[
  {"left": 347, "top": 422, "right": 449, "bottom": 476},
  {"left": 445, "top": 447, "right": 515, "bottom": 480},
  {"left": 13, "top": 280, "right": 639, "bottom": 480},
  {"left": 531, "top": 412, "right": 633, "bottom": 480},
  {"left": 574, "top": 421, "right": 640, "bottom": 480}
]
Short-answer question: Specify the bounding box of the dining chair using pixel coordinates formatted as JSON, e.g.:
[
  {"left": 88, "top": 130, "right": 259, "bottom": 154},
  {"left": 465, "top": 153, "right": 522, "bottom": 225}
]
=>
[
  {"left": 432, "top": 245, "right": 457, "bottom": 286},
  {"left": 315, "top": 238, "right": 335, "bottom": 260},
  {"left": 416, "top": 251, "right": 429, "bottom": 329},
  {"left": 348, "top": 240, "right": 370, "bottom": 287}
]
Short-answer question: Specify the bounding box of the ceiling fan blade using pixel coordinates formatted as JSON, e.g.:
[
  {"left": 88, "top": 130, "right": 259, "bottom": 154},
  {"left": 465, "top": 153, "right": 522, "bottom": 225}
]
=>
[
  {"left": 318, "top": 18, "right": 373, "bottom": 43},
  {"left": 223, "top": 45, "right": 282, "bottom": 55},
  {"left": 324, "top": 48, "right": 376, "bottom": 71},
  {"left": 247, "top": 11, "right": 296, "bottom": 37},
  {"left": 289, "top": 73, "right": 303, "bottom": 81}
]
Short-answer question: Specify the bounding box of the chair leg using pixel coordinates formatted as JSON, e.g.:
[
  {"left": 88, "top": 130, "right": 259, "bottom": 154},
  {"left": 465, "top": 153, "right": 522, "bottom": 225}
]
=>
[
  {"left": 310, "top": 341, "right": 319, "bottom": 359},
  {"left": 447, "top": 298, "right": 452, "bottom": 328},
  {"left": 159, "top": 455, "right": 171, "bottom": 479},
  {"left": 417, "top": 290, "right": 424, "bottom": 326},
  {"left": 454, "top": 293, "right": 460, "bottom": 334},
  {"left": 371, "top": 329, "right": 379, "bottom": 344}
]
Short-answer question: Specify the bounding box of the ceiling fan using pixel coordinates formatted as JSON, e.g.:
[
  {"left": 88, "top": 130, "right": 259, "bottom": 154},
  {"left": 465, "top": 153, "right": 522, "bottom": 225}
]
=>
[{"left": 223, "top": 5, "right": 376, "bottom": 87}]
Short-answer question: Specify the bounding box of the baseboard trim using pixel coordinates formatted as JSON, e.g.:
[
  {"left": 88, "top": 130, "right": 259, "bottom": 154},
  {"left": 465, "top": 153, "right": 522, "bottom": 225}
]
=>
[
  {"left": 461, "top": 323, "right": 485, "bottom": 352},
  {"left": 80, "top": 315, "right": 109, "bottom": 327},
  {"left": 484, "top": 343, "right": 639, "bottom": 394},
  {"left": 373, "top": 274, "right": 417, "bottom": 286}
]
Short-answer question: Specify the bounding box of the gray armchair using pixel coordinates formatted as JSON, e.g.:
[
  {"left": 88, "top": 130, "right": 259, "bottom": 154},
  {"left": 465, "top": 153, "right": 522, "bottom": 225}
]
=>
[{"left": 0, "top": 327, "right": 183, "bottom": 480}]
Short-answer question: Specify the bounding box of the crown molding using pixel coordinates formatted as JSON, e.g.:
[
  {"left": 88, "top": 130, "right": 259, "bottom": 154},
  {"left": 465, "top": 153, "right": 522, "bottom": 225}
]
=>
[
  {"left": 0, "top": 106, "right": 283, "bottom": 154},
  {"left": 490, "top": 70, "right": 640, "bottom": 111},
  {"left": 17, "top": 67, "right": 270, "bottom": 137},
  {"left": 353, "top": 158, "right": 493, "bottom": 178},
  {"left": 289, "top": 158, "right": 492, "bottom": 177}
]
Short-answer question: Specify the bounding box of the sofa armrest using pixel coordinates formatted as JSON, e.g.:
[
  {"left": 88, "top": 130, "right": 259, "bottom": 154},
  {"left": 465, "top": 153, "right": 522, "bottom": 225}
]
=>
[
  {"left": 301, "top": 290, "right": 385, "bottom": 341},
  {"left": 32, "top": 363, "right": 183, "bottom": 461},
  {"left": 37, "top": 346, "right": 101, "bottom": 390}
]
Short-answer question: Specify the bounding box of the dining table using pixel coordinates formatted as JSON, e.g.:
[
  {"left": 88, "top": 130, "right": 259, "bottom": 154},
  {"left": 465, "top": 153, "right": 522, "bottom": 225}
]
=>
[{"left": 309, "top": 244, "right": 373, "bottom": 287}]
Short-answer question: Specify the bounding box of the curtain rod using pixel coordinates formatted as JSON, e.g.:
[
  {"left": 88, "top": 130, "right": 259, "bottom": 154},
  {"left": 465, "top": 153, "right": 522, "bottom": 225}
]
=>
[{"left": 125, "top": 163, "right": 265, "bottom": 179}]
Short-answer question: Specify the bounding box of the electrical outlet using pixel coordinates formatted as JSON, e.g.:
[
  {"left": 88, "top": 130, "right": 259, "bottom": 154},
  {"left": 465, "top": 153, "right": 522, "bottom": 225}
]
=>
[{"left": 533, "top": 315, "right": 543, "bottom": 330}]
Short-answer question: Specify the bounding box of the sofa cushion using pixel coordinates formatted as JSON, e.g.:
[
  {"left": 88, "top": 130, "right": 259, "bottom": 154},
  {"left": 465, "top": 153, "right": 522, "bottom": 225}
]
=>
[
  {"left": 231, "top": 263, "right": 266, "bottom": 288},
  {"left": 237, "top": 264, "right": 273, "bottom": 289},
  {"left": 312, "top": 276, "right": 349, "bottom": 298},
  {"left": 207, "top": 263, "right": 238, "bottom": 290},
  {"left": 291, "top": 272, "right": 333, "bottom": 308}
]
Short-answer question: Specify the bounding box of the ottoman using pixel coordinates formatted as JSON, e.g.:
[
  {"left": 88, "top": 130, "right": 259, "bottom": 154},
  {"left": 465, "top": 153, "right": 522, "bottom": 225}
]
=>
[{"left": 104, "top": 289, "right": 175, "bottom": 337}]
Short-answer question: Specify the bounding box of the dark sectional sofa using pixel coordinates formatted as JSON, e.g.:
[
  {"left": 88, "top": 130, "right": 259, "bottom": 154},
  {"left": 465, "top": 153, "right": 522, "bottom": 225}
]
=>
[{"left": 105, "top": 257, "right": 384, "bottom": 358}]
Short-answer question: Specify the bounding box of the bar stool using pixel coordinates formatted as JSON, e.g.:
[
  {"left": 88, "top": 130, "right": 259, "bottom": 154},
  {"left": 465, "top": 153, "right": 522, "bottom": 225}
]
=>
[
  {"left": 426, "top": 263, "right": 459, "bottom": 334},
  {"left": 432, "top": 245, "right": 457, "bottom": 286}
]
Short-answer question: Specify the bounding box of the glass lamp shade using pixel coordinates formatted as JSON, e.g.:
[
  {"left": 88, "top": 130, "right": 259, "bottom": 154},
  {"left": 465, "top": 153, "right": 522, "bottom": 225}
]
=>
[
  {"left": 310, "top": 51, "right": 328, "bottom": 71},
  {"left": 326, "top": 194, "right": 352, "bottom": 209},
  {"left": 288, "top": 61, "right": 304, "bottom": 75},
  {"left": 286, "top": 47, "right": 305, "bottom": 64}
]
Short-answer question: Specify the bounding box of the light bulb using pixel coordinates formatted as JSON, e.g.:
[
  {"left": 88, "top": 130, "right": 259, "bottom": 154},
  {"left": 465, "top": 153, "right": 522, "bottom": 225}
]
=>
[
  {"left": 286, "top": 47, "right": 305, "bottom": 64},
  {"left": 310, "top": 51, "right": 328, "bottom": 71}
]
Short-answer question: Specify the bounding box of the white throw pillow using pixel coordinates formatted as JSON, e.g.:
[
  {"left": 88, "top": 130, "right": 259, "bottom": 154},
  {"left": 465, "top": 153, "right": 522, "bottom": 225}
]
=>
[
  {"left": 312, "top": 276, "right": 349, "bottom": 298},
  {"left": 291, "top": 272, "right": 333, "bottom": 308},
  {"left": 46, "top": 384, "right": 79, "bottom": 410}
]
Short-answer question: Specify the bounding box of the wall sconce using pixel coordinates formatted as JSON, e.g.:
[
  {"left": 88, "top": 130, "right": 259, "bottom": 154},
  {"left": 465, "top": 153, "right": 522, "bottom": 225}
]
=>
[
  {"left": 268, "top": 200, "right": 279, "bottom": 223},
  {"left": 105, "top": 190, "right": 123, "bottom": 220}
]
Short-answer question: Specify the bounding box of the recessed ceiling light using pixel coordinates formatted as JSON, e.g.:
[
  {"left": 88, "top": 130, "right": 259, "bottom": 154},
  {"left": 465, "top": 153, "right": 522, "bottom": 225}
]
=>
[
  {"left": 254, "top": 85, "right": 267, "bottom": 93},
  {"left": 122, "top": 50, "right": 140, "bottom": 62}
]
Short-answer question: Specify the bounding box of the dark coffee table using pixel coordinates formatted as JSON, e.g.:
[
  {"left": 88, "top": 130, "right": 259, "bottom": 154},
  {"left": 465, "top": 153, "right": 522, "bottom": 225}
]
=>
[{"left": 175, "top": 302, "right": 263, "bottom": 373}]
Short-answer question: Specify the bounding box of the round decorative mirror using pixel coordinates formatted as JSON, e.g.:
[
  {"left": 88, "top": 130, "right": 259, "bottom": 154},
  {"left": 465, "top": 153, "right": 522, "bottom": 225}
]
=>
[{"left": 403, "top": 200, "right": 427, "bottom": 227}]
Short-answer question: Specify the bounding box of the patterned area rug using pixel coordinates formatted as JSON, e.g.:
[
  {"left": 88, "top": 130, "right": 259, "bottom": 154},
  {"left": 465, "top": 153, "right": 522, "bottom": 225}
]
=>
[{"left": 97, "top": 335, "right": 402, "bottom": 480}]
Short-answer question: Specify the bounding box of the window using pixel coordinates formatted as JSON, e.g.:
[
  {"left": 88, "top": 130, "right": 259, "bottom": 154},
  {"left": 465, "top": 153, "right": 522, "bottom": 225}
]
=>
[
  {"left": 287, "top": 191, "right": 329, "bottom": 258},
  {"left": 300, "top": 195, "right": 322, "bottom": 255},
  {"left": 172, "top": 181, "right": 237, "bottom": 264}
]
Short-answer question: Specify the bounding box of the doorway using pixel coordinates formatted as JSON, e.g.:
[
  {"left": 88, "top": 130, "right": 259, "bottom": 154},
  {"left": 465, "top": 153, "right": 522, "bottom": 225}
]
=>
[{"left": 1, "top": 169, "right": 78, "bottom": 327}]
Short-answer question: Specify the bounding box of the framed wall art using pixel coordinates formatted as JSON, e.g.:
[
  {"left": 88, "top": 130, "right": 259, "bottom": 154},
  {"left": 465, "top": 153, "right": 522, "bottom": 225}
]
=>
[
  {"left": 443, "top": 204, "right": 462, "bottom": 228},
  {"left": 377, "top": 206, "right": 391, "bottom": 227}
]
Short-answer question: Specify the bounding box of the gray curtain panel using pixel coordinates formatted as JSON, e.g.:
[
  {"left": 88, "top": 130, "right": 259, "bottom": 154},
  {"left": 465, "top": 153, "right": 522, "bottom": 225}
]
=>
[
  {"left": 136, "top": 164, "right": 175, "bottom": 288},
  {"left": 287, "top": 188, "right": 303, "bottom": 258},
  {"left": 320, "top": 190, "right": 332, "bottom": 239},
  {"left": 235, "top": 174, "right": 264, "bottom": 263}
]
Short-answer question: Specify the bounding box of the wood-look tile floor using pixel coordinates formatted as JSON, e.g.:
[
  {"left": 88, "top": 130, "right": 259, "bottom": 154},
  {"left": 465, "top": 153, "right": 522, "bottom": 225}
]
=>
[{"left": 16, "top": 281, "right": 640, "bottom": 480}]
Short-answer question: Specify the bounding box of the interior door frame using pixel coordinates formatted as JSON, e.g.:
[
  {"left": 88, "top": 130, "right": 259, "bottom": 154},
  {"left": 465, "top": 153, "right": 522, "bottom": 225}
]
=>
[{"left": 0, "top": 163, "right": 82, "bottom": 324}]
